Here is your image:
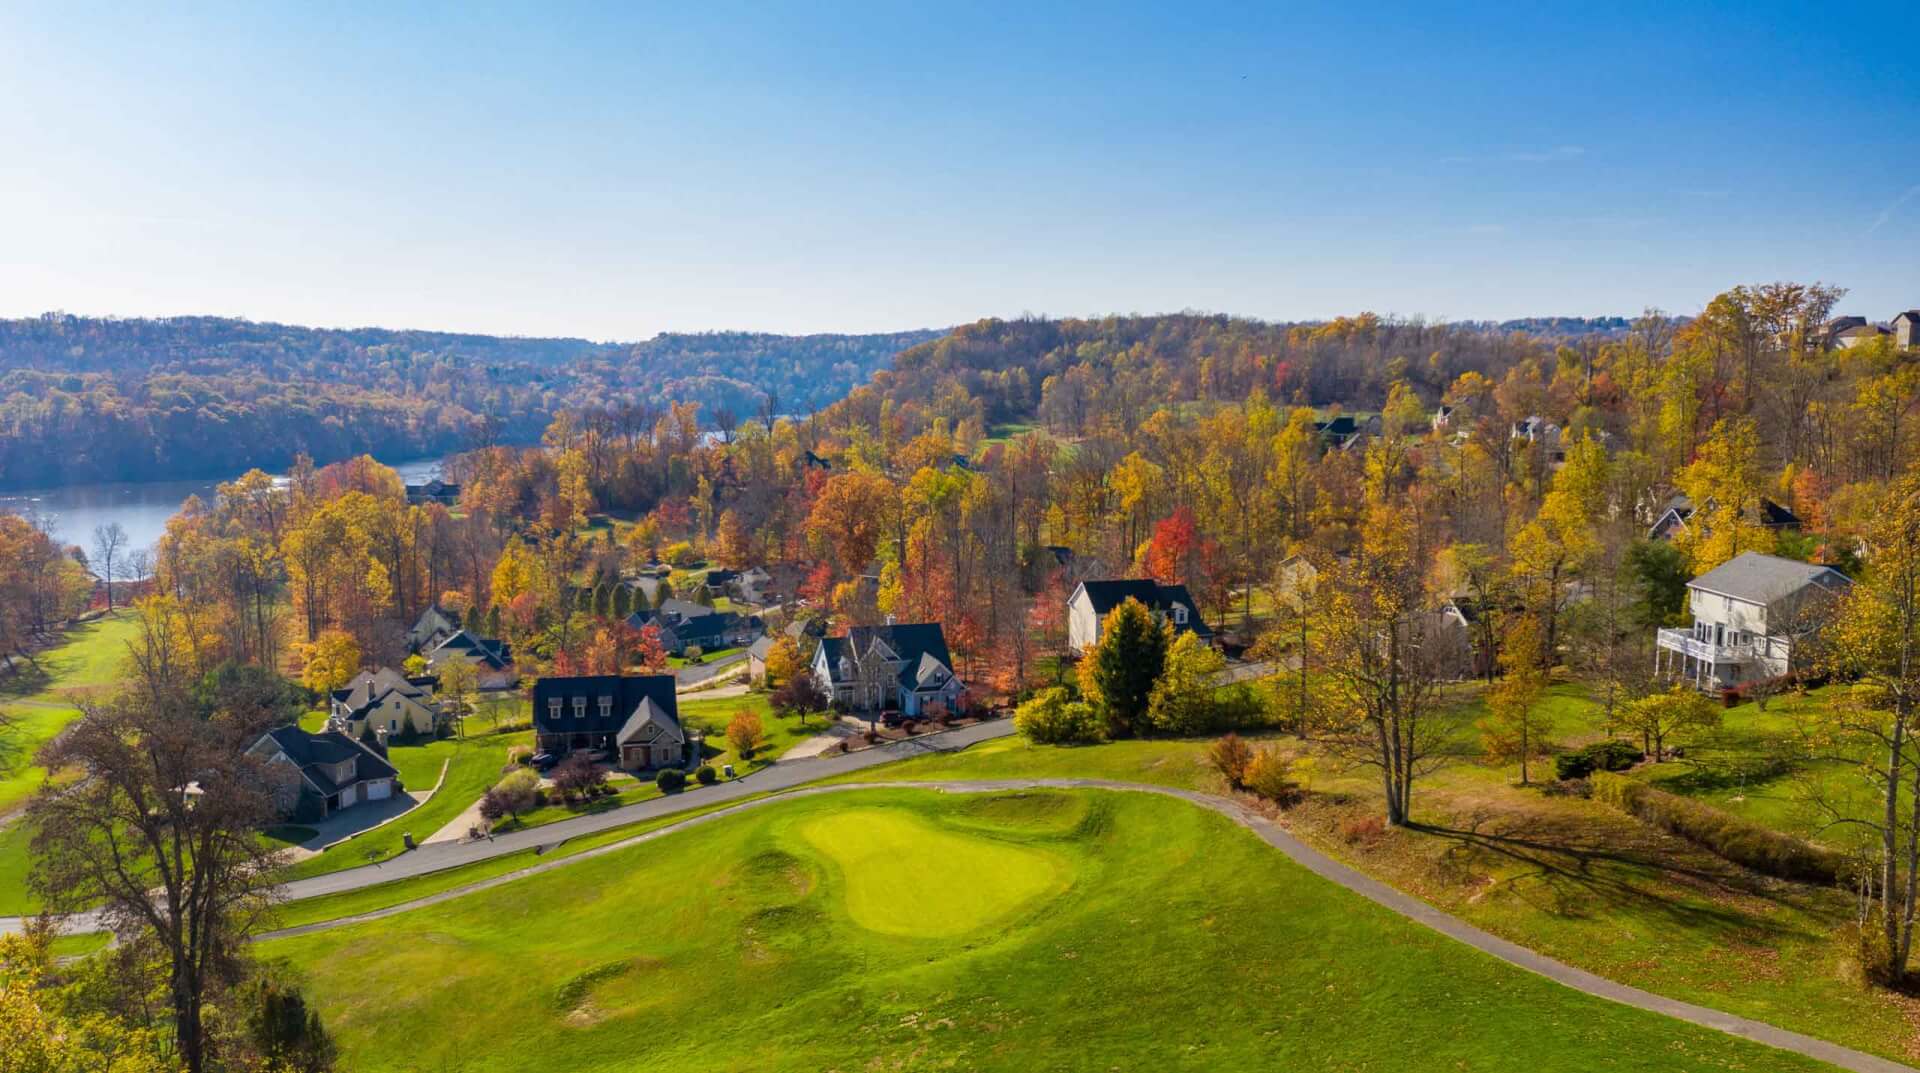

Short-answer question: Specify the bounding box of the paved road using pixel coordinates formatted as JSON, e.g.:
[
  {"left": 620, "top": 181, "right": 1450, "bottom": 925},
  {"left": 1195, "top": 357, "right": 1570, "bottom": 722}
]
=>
[
  {"left": 277, "top": 717, "right": 1014, "bottom": 900},
  {"left": 673, "top": 651, "right": 748, "bottom": 690},
  {"left": 266, "top": 776, "right": 1911, "bottom": 1073}
]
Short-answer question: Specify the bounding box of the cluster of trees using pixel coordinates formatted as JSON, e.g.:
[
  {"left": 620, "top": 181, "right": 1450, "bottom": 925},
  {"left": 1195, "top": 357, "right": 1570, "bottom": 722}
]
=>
[
  {"left": 15, "top": 599, "right": 334, "bottom": 1072},
  {"left": 0, "top": 314, "right": 938, "bottom": 488},
  {"left": 0, "top": 512, "right": 95, "bottom": 675}
]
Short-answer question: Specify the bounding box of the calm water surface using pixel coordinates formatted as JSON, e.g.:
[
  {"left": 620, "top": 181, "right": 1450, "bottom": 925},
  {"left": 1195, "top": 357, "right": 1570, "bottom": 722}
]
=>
[{"left": 0, "top": 457, "right": 449, "bottom": 564}]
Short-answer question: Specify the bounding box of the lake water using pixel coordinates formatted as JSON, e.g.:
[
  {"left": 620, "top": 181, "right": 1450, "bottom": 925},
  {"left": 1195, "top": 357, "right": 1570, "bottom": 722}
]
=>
[{"left": 0, "top": 456, "right": 450, "bottom": 567}]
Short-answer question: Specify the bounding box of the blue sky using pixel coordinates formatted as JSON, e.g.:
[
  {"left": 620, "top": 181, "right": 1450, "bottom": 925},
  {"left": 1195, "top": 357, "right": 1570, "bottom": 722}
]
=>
[{"left": 1, "top": 2, "right": 1915, "bottom": 339}]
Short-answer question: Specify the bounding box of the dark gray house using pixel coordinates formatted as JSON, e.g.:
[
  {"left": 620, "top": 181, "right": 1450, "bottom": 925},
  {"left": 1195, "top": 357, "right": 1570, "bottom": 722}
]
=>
[{"left": 533, "top": 674, "right": 686, "bottom": 770}]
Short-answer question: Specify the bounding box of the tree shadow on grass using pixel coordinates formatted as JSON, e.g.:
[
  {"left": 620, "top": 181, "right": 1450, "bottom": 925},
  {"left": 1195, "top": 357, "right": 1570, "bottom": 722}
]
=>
[{"left": 1409, "top": 807, "right": 1835, "bottom": 946}]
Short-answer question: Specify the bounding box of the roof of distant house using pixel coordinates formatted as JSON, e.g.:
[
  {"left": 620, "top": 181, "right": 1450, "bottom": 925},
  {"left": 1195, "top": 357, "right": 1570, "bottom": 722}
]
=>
[
  {"left": 430, "top": 629, "right": 512, "bottom": 669},
  {"left": 1688, "top": 552, "right": 1849, "bottom": 606}
]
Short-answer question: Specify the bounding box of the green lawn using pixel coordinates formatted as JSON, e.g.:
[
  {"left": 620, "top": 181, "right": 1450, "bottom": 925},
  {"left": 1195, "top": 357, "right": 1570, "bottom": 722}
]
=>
[
  {"left": 269, "top": 794, "right": 772, "bottom": 931},
  {"left": 0, "top": 612, "right": 141, "bottom": 817},
  {"left": 666, "top": 645, "right": 741, "bottom": 669},
  {"left": 260, "top": 788, "right": 1832, "bottom": 1073},
  {"left": 854, "top": 726, "right": 1920, "bottom": 1062},
  {"left": 281, "top": 727, "right": 531, "bottom": 880}
]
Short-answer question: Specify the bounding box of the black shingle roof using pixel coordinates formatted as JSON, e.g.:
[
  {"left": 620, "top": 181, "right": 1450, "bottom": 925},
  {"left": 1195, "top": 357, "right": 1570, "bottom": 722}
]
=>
[{"left": 532, "top": 674, "right": 679, "bottom": 739}]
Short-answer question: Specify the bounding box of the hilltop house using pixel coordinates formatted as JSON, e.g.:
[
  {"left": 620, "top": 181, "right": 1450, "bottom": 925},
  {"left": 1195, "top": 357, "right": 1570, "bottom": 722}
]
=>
[
  {"left": 813, "top": 621, "right": 964, "bottom": 717},
  {"left": 1896, "top": 310, "right": 1920, "bottom": 350},
  {"left": 1066, "top": 578, "right": 1213, "bottom": 654},
  {"left": 1655, "top": 551, "right": 1850, "bottom": 692},
  {"left": 329, "top": 667, "right": 442, "bottom": 739},
  {"left": 532, "top": 674, "right": 687, "bottom": 770},
  {"left": 626, "top": 598, "right": 762, "bottom": 656},
  {"left": 248, "top": 724, "right": 400, "bottom": 821},
  {"left": 425, "top": 629, "right": 516, "bottom": 689}
]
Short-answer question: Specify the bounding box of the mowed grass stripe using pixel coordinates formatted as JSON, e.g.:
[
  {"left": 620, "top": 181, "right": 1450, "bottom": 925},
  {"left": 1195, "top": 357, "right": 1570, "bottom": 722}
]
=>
[{"left": 259, "top": 788, "right": 1837, "bottom": 1073}]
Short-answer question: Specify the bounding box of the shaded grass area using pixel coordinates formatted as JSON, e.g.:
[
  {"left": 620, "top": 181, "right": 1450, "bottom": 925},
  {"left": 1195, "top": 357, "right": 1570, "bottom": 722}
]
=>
[{"left": 261, "top": 788, "right": 1833, "bottom": 1073}]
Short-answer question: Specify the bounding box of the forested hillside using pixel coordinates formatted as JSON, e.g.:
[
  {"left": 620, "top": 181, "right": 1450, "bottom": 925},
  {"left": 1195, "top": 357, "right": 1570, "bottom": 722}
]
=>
[{"left": 0, "top": 315, "right": 939, "bottom": 488}]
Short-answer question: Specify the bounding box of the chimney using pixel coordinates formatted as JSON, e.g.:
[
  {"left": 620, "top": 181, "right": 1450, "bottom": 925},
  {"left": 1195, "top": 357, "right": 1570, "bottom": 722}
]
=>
[
  {"left": 372, "top": 728, "right": 389, "bottom": 758},
  {"left": 885, "top": 613, "right": 896, "bottom": 625}
]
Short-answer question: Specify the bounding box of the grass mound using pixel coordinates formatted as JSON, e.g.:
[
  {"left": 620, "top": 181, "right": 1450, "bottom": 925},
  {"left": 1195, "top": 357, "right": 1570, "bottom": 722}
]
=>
[
  {"left": 798, "top": 808, "right": 1071, "bottom": 937},
  {"left": 950, "top": 789, "right": 1091, "bottom": 836},
  {"left": 262, "top": 789, "right": 1839, "bottom": 1072}
]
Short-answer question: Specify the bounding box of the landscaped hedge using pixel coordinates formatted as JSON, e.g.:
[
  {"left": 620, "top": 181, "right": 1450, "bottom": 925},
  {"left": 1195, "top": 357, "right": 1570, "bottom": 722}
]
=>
[
  {"left": 1553, "top": 739, "right": 1644, "bottom": 781},
  {"left": 1590, "top": 772, "right": 1848, "bottom": 884}
]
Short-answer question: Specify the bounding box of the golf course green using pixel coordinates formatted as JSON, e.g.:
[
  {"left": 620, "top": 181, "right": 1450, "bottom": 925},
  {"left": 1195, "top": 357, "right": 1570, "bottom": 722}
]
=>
[{"left": 260, "top": 788, "right": 1835, "bottom": 1073}]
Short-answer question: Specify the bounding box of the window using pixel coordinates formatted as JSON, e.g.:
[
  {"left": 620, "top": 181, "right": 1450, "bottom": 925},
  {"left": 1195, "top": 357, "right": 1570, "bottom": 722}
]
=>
[
  {"left": 573, "top": 697, "right": 586, "bottom": 719},
  {"left": 1172, "top": 605, "right": 1189, "bottom": 625},
  {"left": 599, "top": 696, "right": 612, "bottom": 719},
  {"left": 547, "top": 699, "right": 561, "bottom": 722}
]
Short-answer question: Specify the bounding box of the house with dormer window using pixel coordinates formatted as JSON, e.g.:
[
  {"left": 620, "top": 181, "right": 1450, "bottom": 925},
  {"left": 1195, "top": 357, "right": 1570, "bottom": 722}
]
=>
[
  {"left": 1066, "top": 578, "right": 1213, "bottom": 654},
  {"left": 1654, "top": 552, "right": 1849, "bottom": 692},
  {"left": 532, "top": 674, "right": 687, "bottom": 770},
  {"left": 812, "top": 621, "right": 964, "bottom": 717}
]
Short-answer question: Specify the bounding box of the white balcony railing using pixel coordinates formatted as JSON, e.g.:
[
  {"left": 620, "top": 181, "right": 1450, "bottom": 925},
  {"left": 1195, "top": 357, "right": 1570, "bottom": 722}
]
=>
[{"left": 1656, "top": 627, "right": 1756, "bottom": 664}]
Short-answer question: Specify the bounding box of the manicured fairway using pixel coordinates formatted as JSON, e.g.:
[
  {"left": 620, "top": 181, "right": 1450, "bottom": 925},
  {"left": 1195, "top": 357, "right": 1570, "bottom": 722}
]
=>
[
  {"left": 0, "top": 612, "right": 140, "bottom": 816},
  {"left": 261, "top": 788, "right": 1835, "bottom": 1073}
]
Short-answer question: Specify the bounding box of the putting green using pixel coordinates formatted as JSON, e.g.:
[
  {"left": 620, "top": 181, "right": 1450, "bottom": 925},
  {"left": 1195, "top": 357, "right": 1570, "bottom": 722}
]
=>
[{"left": 798, "top": 807, "right": 1071, "bottom": 937}]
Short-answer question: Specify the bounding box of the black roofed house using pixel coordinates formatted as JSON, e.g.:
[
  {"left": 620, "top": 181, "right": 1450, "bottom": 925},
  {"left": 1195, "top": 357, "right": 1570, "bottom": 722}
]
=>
[
  {"left": 404, "top": 478, "right": 461, "bottom": 505},
  {"left": 803, "top": 450, "right": 832, "bottom": 471},
  {"left": 812, "top": 621, "right": 964, "bottom": 717},
  {"left": 329, "top": 667, "right": 442, "bottom": 739},
  {"left": 533, "top": 674, "right": 686, "bottom": 771},
  {"left": 1647, "top": 493, "right": 1696, "bottom": 541},
  {"left": 1066, "top": 578, "right": 1213, "bottom": 654},
  {"left": 626, "top": 598, "right": 761, "bottom": 656},
  {"left": 1896, "top": 310, "right": 1920, "bottom": 350},
  {"left": 247, "top": 724, "right": 400, "bottom": 821},
  {"left": 427, "top": 629, "right": 516, "bottom": 690},
  {"left": 408, "top": 604, "right": 463, "bottom": 653}
]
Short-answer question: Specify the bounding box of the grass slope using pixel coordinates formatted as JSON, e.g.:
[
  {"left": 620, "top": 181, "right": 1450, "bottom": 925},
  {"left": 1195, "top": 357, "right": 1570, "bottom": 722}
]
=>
[
  {"left": 854, "top": 731, "right": 1920, "bottom": 1062},
  {"left": 0, "top": 612, "right": 140, "bottom": 816},
  {"left": 262, "top": 788, "right": 1831, "bottom": 1073}
]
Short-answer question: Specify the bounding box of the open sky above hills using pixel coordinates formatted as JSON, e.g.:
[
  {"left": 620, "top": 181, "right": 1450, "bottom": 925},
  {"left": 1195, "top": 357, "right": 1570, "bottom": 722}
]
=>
[{"left": 2, "top": 1, "right": 1916, "bottom": 337}]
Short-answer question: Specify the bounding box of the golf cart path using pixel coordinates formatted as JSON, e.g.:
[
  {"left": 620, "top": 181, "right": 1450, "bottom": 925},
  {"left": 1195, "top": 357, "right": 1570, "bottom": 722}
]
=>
[{"left": 260, "top": 776, "right": 1911, "bottom": 1073}]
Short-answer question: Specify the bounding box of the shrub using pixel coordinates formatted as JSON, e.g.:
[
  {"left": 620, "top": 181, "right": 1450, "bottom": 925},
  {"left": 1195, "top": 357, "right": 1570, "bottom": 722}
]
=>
[
  {"left": 1013, "top": 687, "right": 1106, "bottom": 745},
  {"left": 480, "top": 768, "right": 540, "bottom": 823},
  {"left": 695, "top": 764, "right": 718, "bottom": 785},
  {"left": 551, "top": 753, "right": 608, "bottom": 800},
  {"left": 1339, "top": 815, "right": 1386, "bottom": 845},
  {"left": 771, "top": 674, "right": 828, "bottom": 718},
  {"left": 1590, "top": 772, "right": 1848, "bottom": 883},
  {"left": 725, "top": 710, "right": 766, "bottom": 758},
  {"left": 1553, "top": 739, "right": 1644, "bottom": 781},
  {"left": 656, "top": 768, "right": 687, "bottom": 791},
  {"left": 1208, "top": 734, "right": 1254, "bottom": 789},
  {"left": 505, "top": 745, "right": 532, "bottom": 766},
  {"left": 1243, "top": 746, "right": 1297, "bottom": 802}
]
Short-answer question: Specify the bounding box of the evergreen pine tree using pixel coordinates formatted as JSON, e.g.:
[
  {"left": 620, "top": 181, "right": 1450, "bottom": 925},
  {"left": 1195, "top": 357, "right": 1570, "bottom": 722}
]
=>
[{"left": 1083, "top": 598, "right": 1170, "bottom": 738}]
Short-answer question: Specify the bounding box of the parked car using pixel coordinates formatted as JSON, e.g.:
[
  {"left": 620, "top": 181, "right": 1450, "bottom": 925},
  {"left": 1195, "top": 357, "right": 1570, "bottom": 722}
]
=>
[{"left": 530, "top": 751, "right": 559, "bottom": 771}]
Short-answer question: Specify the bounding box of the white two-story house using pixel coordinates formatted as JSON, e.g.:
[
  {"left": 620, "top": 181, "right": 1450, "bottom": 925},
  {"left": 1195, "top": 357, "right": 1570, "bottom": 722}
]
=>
[{"left": 1655, "top": 551, "right": 1850, "bottom": 692}]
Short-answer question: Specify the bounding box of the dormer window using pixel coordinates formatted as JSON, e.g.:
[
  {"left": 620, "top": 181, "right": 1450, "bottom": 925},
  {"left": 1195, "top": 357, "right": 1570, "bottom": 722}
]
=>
[
  {"left": 599, "top": 696, "right": 612, "bottom": 719},
  {"left": 1173, "top": 605, "right": 1189, "bottom": 625},
  {"left": 547, "top": 699, "right": 561, "bottom": 722},
  {"left": 573, "top": 697, "right": 586, "bottom": 719}
]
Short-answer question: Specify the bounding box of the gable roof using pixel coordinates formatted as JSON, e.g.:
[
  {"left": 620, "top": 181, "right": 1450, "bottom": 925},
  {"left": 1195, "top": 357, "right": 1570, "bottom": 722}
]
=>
[
  {"left": 1688, "top": 552, "right": 1850, "bottom": 607},
  {"left": 616, "top": 695, "right": 684, "bottom": 747},
  {"left": 408, "top": 604, "right": 462, "bottom": 650},
  {"left": 430, "top": 630, "right": 512, "bottom": 670},
  {"left": 256, "top": 725, "right": 398, "bottom": 795},
  {"left": 818, "top": 622, "right": 958, "bottom": 693},
  {"left": 748, "top": 635, "right": 775, "bottom": 660},
  {"left": 532, "top": 674, "right": 680, "bottom": 740},
  {"left": 332, "top": 667, "right": 428, "bottom": 712}
]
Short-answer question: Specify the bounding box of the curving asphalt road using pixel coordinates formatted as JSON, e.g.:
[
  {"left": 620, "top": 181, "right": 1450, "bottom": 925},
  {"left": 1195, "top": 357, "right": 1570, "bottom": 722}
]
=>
[{"left": 265, "top": 777, "right": 1912, "bottom": 1073}]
